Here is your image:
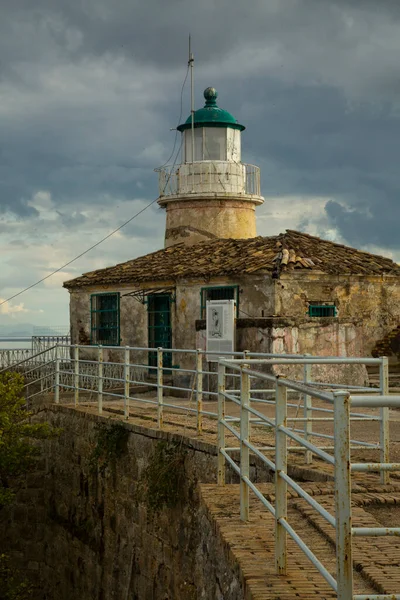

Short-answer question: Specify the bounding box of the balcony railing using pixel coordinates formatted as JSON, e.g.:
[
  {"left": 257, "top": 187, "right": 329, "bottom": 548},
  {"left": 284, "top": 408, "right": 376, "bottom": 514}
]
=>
[{"left": 156, "top": 161, "right": 261, "bottom": 198}]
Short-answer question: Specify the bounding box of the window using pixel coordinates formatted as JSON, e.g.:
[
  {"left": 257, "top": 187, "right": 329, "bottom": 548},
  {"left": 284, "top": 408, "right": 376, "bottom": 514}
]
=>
[
  {"left": 91, "top": 293, "right": 120, "bottom": 345},
  {"left": 308, "top": 304, "right": 337, "bottom": 318},
  {"left": 184, "top": 129, "right": 203, "bottom": 162},
  {"left": 200, "top": 286, "right": 239, "bottom": 319},
  {"left": 203, "top": 128, "right": 226, "bottom": 160},
  {"left": 227, "top": 129, "right": 241, "bottom": 162},
  {"left": 184, "top": 128, "right": 227, "bottom": 162}
]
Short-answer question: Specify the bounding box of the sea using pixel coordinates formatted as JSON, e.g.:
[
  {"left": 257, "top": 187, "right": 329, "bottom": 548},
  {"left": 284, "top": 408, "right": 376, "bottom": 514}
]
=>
[{"left": 0, "top": 341, "right": 32, "bottom": 349}]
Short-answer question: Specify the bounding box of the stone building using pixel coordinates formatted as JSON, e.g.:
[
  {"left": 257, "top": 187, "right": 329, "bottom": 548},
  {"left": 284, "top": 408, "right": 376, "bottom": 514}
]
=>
[{"left": 63, "top": 87, "right": 400, "bottom": 373}]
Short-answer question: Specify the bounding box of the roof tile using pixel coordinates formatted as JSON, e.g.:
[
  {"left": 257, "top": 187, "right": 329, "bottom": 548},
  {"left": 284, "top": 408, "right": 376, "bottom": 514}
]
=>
[{"left": 63, "top": 230, "right": 400, "bottom": 289}]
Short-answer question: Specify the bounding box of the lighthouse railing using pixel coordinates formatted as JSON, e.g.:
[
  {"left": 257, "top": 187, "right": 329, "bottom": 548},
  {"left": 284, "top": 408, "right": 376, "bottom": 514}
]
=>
[{"left": 156, "top": 162, "right": 261, "bottom": 198}]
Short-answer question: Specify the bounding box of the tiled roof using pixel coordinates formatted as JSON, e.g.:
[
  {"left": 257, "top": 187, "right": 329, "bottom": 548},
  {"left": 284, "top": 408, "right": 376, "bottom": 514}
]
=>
[{"left": 63, "top": 230, "right": 400, "bottom": 289}]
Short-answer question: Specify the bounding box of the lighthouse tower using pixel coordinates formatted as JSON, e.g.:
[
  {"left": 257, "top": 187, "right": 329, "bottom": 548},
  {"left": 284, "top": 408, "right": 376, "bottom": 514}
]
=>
[{"left": 157, "top": 87, "right": 264, "bottom": 247}]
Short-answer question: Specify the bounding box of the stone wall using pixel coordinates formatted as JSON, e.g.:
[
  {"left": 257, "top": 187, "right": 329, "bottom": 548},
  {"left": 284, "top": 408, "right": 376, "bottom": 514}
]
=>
[
  {"left": 67, "top": 269, "right": 400, "bottom": 377},
  {"left": 68, "top": 274, "right": 274, "bottom": 366},
  {"left": 1, "top": 406, "right": 274, "bottom": 600},
  {"left": 275, "top": 273, "right": 400, "bottom": 355},
  {"left": 271, "top": 318, "right": 367, "bottom": 384},
  {"left": 196, "top": 316, "right": 367, "bottom": 386},
  {"left": 163, "top": 197, "right": 258, "bottom": 247}
]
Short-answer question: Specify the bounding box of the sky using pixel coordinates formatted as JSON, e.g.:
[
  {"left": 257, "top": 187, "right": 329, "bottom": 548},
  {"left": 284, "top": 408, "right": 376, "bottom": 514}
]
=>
[{"left": 1, "top": 0, "right": 400, "bottom": 328}]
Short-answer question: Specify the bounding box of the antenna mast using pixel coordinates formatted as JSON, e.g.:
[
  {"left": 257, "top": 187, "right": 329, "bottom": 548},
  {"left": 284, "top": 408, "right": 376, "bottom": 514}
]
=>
[{"left": 189, "top": 35, "right": 195, "bottom": 191}]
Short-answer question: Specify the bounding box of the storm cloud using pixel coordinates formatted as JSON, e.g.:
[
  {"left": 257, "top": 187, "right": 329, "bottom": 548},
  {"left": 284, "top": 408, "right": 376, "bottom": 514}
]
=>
[{"left": 1, "top": 0, "right": 400, "bottom": 325}]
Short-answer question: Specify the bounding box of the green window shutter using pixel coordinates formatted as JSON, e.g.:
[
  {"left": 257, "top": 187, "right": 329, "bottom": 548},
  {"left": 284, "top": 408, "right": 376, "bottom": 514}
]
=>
[
  {"left": 90, "top": 293, "right": 120, "bottom": 345},
  {"left": 147, "top": 294, "right": 172, "bottom": 371},
  {"left": 308, "top": 305, "right": 337, "bottom": 318}
]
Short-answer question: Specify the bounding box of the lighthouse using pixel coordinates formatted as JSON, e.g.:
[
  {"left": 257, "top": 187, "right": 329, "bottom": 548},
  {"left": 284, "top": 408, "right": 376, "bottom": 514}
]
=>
[{"left": 157, "top": 87, "right": 264, "bottom": 247}]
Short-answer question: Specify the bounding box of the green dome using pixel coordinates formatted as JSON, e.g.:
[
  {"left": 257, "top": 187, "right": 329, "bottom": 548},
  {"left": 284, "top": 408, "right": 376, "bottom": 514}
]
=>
[{"left": 177, "top": 87, "right": 245, "bottom": 132}]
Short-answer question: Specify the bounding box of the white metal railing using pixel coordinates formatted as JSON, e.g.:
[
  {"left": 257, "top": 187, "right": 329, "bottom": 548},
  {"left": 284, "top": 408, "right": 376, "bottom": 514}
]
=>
[
  {"left": 32, "top": 335, "right": 70, "bottom": 354},
  {"left": 0, "top": 348, "right": 33, "bottom": 368},
  {"left": 1, "top": 345, "right": 389, "bottom": 442},
  {"left": 156, "top": 162, "right": 261, "bottom": 197},
  {"left": 0, "top": 337, "right": 70, "bottom": 370},
  {"left": 217, "top": 357, "right": 400, "bottom": 600},
  {"left": 52, "top": 346, "right": 388, "bottom": 439},
  {"left": 2, "top": 346, "right": 398, "bottom": 596}
]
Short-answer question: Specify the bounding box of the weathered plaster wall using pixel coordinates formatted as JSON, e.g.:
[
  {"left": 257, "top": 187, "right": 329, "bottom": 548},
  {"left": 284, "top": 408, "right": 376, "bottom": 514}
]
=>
[
  {"left": 68, "top": 274, "right": 274, "bottom": 373},
  {"left": 275, "top": 273, "right": 400, "bottom": 354},
  {"left": 70, "top": 287, "right": 154, "bottom": 364},
  {"left": 67, "top": 267, "right": 398, "bottom": 378},
  {"left": 1, "top": 407, "right": 277, "bottom": 600},
  {"left": 174, "top": 274, "right": 274, "bottom": 345},
  {"left": 163, "top": 198, "right": 258, "bottom": 247},
  {"left": 271, "top": 318, "right": 367, "bottom": 384},
  {"left": 271, "top": 319, "right": 364, "bottom": 356},
  {"left": 196, "top": 317, "right": 367, "bottom": 386}
]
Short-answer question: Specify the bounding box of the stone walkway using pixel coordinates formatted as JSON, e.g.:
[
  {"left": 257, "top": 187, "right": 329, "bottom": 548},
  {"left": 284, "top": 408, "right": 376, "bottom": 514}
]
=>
[{"left": 200, "top": 480, "right": 400, "bottom": 599}]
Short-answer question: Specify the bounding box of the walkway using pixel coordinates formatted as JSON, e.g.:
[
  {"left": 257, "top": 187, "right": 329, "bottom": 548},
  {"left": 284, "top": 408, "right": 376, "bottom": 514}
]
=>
[{"left": 201, "top": 479, "right": 400, "bottom": 599}]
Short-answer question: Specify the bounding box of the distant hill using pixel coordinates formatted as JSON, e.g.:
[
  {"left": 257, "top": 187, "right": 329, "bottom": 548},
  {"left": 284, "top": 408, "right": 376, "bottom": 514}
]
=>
[
  {"left": 0, "top": 323, "right": 35, "bottom": 337},
  {"left": 0, "top": 323, "right": 69, "bottom": 338}
]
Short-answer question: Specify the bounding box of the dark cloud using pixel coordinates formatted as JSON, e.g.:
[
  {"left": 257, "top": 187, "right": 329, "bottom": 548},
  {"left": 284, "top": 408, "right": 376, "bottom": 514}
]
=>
[
  {"left": 1, "top": 0, "right": 400, "bottom": 325},
  {"left": 325, "top": 198, "right": 400, "bottom": 250}
]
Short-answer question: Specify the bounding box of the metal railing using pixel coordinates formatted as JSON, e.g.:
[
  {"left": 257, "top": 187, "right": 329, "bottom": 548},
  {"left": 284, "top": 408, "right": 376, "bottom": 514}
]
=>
[
  {"left": 156, "top": 162, "right": 261, "bottom": 197},
  {"left": 2, "top": 345, "right": 398, "bottom": 597},
  {"left": 32, "top": 335, "right": 70, "bottom": 354},
  {"left": 0, "top": 336, "right": 70, "bottom": 369},
  {"left": 0, "top": 348, "right": 33, "bottom": 368},
  {"left": 46, "top": 346, "right": 385, "bottom": 440},
  {"left": 1, "top": 344, "right": 389, "bottom": 440},
  {"left": 217, "top": 357, "right": 400, "bottom": 600},
  {"left": 52, "top": 345, "right": 252, "bottom": 424}
]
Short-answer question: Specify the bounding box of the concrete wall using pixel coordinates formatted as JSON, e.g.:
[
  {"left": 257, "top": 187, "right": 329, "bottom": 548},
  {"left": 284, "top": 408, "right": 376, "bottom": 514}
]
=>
[{"left": 275, "top": 273, "right": 400, "bottom": 354}]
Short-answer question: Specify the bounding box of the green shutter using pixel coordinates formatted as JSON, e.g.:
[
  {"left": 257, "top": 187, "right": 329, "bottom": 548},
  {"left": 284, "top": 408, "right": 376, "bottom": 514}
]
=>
[
  {"left": 308, "top": 305, "right": 337, "bottom": 318},
  {"left": 90, "top": 293, "right": 120, "bottom": 345}
]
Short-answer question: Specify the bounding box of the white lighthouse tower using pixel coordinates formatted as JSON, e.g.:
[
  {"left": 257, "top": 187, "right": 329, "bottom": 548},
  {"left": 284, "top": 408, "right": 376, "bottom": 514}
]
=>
[{"left": 157, "top": 87, "right": 264, "bottom": 247}]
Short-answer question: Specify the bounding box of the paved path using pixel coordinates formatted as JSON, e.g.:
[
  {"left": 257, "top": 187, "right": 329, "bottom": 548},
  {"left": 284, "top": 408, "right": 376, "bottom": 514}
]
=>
[{"left": 201, "top": 479, "right": 400, "bottom": 599}]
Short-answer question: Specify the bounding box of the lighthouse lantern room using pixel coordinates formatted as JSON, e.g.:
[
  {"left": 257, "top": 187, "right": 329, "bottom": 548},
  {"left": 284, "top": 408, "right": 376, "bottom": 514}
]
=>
[{"left": 157, "top": 87, "right": 264, "bottom": 247}]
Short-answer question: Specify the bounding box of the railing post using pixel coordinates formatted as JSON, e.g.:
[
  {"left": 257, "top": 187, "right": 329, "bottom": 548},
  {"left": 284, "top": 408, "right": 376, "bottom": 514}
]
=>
[
  {"left": 275, "top": 380, "right": 287, "bottom": 575},
  {"left": 40, "top": 350, "right": 44, "bottom": 392},
  {"left": 74, "top": 345, "right": 79, "bottom": 407},
  {"left": 124, "top": 346, "right": 130, "bottom": 419},
  {"left": 157, "top": 347, "right": 163, "bottom": 429},
  {"left": 98, "top": 345, "right": 103, "bottom": 415},
  {"left": 379, "top": 356, "right": 390, "bottom": 484},
  {"left": 196, "top": 349, "right": 203, "bottom": 434},
  {"left": 334, "top": 390, "right": 353, "bottom": 600},
  {"left": 54, "top": 345, "right": 60, "bottom": 404},
  {"left": 240, "top": 365, "right": 250, "bottom": 522},
  {"left": 303, "top": 356, "right": 312, "bottom": 464},
  {"left": 217, "top": 362, "right": 226, "bottom": 485},
  {"left": 243, "top": 350, "right": 250, "bottom": 437}
]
